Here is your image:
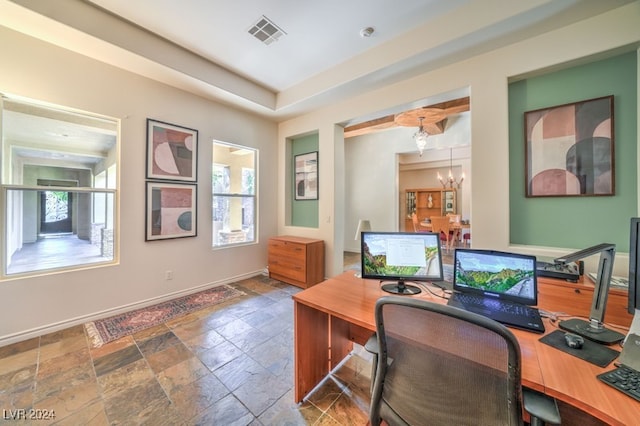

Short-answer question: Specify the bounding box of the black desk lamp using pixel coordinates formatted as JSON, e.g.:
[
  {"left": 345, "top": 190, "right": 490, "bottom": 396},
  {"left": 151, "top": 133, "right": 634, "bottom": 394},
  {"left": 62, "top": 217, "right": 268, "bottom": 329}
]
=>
[{"left": 555, "top": 243, "right": 625, "bottom": 345}]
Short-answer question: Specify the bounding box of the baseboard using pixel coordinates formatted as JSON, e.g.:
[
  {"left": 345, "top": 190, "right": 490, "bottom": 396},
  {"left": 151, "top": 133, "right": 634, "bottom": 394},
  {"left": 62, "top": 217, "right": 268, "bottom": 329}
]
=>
[{"left": 0, "top": 270, "right": 263, "bottom": 348}]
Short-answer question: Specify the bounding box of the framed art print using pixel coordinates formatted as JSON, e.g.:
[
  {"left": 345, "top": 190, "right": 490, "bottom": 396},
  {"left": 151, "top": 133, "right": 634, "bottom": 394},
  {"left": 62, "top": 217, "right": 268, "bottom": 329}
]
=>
[
  {"left": 146, "top": 119, "right": 198, "bottom": 182},
  {"left": 146, "top": 181, "right": 197, "bottom": 241},
  {"left": 525, "top": 95, "right": 614, "bottom": 197},
  {"left": 294, "top": 151, "right": 318, "bottom": 200}
]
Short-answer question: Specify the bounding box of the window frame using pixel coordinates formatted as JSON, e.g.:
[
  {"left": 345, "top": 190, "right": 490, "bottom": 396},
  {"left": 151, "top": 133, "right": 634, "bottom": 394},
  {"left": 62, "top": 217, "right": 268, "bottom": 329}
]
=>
[
  {"left": 211, "top": 141, "right": 258, "bottom": 249},
  {"left": 0, "top": 95, "right": 119, "bottom": 280}
]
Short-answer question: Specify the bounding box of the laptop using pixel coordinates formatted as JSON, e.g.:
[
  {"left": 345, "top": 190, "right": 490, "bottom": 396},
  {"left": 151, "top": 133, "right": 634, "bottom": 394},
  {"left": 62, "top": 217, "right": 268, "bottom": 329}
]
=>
[
  {"left": 447, "top": 249, "right": 545, "bottom": 333},
  {"left": 597, "top": 333, "right": 640, "bottom": 402}
]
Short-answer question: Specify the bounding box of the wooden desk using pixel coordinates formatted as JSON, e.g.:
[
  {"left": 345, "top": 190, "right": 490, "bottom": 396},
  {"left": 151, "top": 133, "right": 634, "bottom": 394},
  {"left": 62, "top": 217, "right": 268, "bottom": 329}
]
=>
[{"left": 293, "top": 271, "right": 638, "bottom": 425}]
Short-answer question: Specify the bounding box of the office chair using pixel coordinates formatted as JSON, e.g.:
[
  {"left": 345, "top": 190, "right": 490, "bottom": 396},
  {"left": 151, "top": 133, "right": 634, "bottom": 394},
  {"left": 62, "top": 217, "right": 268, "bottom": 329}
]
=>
[{"left": 368, "top": 296, "right": 560, "bottom": 426}]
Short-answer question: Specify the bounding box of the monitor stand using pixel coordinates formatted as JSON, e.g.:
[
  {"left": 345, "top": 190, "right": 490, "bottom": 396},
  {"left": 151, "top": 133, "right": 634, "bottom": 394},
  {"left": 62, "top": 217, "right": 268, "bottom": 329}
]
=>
[
  {"left": 381, "top": 280, "right": 421, "bottom": 295},
  {"left": 559, "top": 318, "right": 625, "bottom": 345}
]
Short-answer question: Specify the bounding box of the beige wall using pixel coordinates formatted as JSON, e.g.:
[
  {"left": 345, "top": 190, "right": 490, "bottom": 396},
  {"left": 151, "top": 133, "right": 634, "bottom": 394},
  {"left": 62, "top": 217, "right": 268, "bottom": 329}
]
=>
[
  {"left": 278, "top": 3, "right": 640, "bottom": 277},
  {"left": 0, "top": 26, "right": 278, "bottom": 344}
]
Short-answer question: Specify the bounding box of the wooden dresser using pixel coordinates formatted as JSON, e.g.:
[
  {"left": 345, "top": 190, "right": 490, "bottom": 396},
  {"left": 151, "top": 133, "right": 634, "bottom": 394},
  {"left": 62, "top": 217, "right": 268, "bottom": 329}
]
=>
[{"left": 268, "top": 236, "right": 325, "bottom": 288}]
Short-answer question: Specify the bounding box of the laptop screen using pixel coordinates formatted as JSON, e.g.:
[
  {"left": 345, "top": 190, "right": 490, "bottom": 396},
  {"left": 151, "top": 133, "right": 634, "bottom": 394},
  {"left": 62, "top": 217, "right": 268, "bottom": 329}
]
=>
[{"left": 453, "top": 249, "right": 538, "bottom": 306}]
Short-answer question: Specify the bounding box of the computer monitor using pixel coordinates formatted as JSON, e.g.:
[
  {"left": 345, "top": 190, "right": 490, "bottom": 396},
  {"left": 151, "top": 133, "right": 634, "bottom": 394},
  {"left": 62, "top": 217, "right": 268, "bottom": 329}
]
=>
[
  {"left": 629, "top": 218, "right": 640, "bottom": 314},
  {"left": 360, "top": 231, "right": 443, "bottom": 295}
]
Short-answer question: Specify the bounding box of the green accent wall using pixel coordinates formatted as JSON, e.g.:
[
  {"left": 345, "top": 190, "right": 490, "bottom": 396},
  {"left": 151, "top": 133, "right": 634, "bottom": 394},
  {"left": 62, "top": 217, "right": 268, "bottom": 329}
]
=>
[
  {"left": 509, "top": 51, "right": 637, "bottom": 252},
  {"left": 291, "top": 133, "right": 319, "bottom": 228}
]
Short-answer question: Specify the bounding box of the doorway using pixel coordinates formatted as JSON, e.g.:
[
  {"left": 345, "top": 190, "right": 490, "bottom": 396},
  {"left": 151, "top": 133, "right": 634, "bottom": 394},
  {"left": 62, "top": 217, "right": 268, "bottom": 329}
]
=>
[{"left": 37, "top": 179, "right": 78, "bottom": 236}]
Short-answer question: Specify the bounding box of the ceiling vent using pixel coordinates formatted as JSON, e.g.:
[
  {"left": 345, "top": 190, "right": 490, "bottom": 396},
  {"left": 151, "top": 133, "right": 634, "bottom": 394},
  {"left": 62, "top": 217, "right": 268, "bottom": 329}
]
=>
[{"left": 248, "top": 15, "right": 286, "bottom": 45}]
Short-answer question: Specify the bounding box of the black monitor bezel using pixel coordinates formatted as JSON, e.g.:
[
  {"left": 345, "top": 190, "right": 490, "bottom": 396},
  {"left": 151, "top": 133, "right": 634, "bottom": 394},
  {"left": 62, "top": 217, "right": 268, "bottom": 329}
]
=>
[
  {"left": 360, "top": 231, "right": 444, "bottom": 283},
  {"left": 629, "top": 218, "right": 640, "bottom": 314}
]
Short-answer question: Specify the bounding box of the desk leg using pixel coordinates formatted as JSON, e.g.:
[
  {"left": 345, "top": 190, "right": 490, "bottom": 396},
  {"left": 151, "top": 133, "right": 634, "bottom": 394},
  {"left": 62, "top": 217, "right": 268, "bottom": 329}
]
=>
[
  {"left": 294, "top": 301, "right": 329, "bottom": 403},
  {"left": 330, "top": 316, "right": 354, "bottom": 370}
]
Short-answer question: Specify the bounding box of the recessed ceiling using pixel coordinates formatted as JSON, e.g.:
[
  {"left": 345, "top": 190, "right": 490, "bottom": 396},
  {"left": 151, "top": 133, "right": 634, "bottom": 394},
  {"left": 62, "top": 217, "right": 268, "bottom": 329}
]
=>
[{"left": 0, "top": 0, "right": 634, "bottom": 120}]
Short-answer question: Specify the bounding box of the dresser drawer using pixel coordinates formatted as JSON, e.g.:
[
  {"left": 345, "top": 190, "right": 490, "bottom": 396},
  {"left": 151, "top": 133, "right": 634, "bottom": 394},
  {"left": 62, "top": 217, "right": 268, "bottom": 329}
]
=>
[{"left": 267, "top": 236, "right": 324, "bottom": 288}]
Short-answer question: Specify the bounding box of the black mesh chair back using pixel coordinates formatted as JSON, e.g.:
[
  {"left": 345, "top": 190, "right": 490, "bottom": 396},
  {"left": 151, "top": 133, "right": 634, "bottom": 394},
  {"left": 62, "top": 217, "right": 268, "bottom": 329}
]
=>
[{"left": 370, "top": 296, "right": 523, "bottom": 426}]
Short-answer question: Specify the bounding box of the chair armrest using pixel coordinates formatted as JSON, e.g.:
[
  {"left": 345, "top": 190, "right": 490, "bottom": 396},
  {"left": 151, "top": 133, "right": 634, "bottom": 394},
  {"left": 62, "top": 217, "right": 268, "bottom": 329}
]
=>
[{"left": 523, "top": 388, "right": 561, "bottom": 425}]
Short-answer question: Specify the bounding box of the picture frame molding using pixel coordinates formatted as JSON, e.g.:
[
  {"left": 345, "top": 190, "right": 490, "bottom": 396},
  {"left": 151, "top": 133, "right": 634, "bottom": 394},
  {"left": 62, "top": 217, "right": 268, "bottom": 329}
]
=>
[
  {"left": 145, "top": 181, "right": 197, "bottom": 241},
  {"left": 524, "top": 95, "right": 615, "bottom": 198},
  {"left": 146, "top": 118, "right": 198, "bottom": 182},
  {"left": 294, "top": 151, "right": 319, "bottom": 201}
]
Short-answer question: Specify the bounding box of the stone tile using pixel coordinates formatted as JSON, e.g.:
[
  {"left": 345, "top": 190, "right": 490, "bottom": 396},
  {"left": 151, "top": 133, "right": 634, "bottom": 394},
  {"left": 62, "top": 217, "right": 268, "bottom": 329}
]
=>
[
  {"left": 164, "top": 311, "right": 201, "bottom": 328},
  {"left": 0, "top": 337, "right": 39, "bottom": 359},
  {"left": 191, "top": 393, "right": 254, "bottom": 426},
  {"left": 214, "top": 318, "right": 255, "bottom": 342},
  {"left": 137, "top": 331, "right": 181, "bottom": 356},
  {"left": 170, "top": 317, "right": 216, "bottom": 341},
  {"left": 257, "top": 388, "right": 323, "bottom": 426},
  {"left": 198, "top": 340, "right": 243, "bottom": 372},
  {"left": 307, "top": 376, "right": 346, "bottom": 412},
  {"left": 0, "top": 274, "right": 373, "bottom": 423},
  {"left": 96, "top": 358, "right": 155, "bottom": 400},
  {"left": 0, "top": 364, "right": 37, "bottom": 392},
  {"left": 156, "top": 356, "right": 210, "bottom": 395},
  {"left": 0, "top": 381, "right": 34, "bottom": 411},
  {"left": 40, "top": 325, "right": 85, "bottom": 345},
  {"left": 240, "top": 309, "right": 276, "bottom": 328},
  {"left": 34, "top": 379, "right": 101, "bottom": 423},
  {"left": 49, "top": 400, "right": 109, "bottom": 426},
  {"left": 169, "top": 373, "right": 230, "bottom": 420},
  {"left": 36, "top": 348, "right": 92, "bottom": 381},
  {"left": 101, "top": 377, "right": 170, "bottom": 424},
  {"left": 324, "top": 391, "right": 370, "bottom": 426},
  {"left": 145, "top": 341, "right": 193, "bottom": 373},
  {"left": 213, "top": 353, "right": 268, "bottom": 392},
  {"left": 34, "top": 362, "right": 96, "bottom": 403},
  {"left": 179, "top": 328, "right": 226, "bottom": 357},
  {"left": 92, "top": 344, "right": 143, "bottom": 377},
  {"left": 232, "top": 369, "right": 291, "bottom": 416},
  {"left": 88, "top": 335, "right": 135, "bottom": 359},
  {"left": 39, "top": 334, "right": 87, "bottom": 362},
  {"left": 0, "top": 348, "right": 38, "bottom": 376},
  {"left": 131, "top": 323, "right": 171, "bottom": 342}
]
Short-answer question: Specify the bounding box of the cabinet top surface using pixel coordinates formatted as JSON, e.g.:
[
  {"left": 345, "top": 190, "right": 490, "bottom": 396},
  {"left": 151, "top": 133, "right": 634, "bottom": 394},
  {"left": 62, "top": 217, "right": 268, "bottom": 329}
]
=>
[{"left": 269, "top": 235, "right": 323, "bottom": 244}]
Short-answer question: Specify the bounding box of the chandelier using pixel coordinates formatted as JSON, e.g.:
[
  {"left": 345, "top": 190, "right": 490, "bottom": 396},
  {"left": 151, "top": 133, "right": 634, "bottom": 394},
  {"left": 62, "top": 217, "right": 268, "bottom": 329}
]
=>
[
  {"left": 438, "top": 148, "right": 464, "bottom": 188},
  {"left": 413, "top": 117, "right": 429, "bottom": 156}
]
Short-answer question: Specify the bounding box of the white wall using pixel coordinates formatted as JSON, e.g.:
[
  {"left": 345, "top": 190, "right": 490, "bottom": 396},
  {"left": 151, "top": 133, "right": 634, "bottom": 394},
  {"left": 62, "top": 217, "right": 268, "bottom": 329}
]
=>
[
  {"left": 0, "top": 26, "right": 278, "bottom": 345},
  {"left": 278, "top": 3, "right": 640, "bottom": 277},
  {"left": 343, "top": 112, "right": 472, "bottom": 253}
]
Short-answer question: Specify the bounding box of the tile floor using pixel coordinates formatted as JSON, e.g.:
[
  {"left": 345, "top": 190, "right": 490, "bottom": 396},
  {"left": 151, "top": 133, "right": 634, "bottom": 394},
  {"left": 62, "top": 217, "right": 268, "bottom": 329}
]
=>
[{"left": 0, "top": 275, "right": 374, "bottom": 425}]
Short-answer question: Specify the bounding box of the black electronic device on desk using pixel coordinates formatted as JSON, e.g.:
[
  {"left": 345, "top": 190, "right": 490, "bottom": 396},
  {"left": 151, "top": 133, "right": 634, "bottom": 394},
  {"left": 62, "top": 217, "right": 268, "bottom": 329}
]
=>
[
  {"left": 536, "top": 259, "right": 582, "bottom": 282},
  {"left": 553, "top": 243, "right": 626, "bottom": 345}
]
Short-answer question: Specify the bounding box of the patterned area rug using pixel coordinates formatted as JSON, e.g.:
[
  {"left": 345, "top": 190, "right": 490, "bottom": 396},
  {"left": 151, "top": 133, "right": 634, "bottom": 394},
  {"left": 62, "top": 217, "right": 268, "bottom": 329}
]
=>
[{"left": 85, "top": 284, "right": 244, "bottom": 347}]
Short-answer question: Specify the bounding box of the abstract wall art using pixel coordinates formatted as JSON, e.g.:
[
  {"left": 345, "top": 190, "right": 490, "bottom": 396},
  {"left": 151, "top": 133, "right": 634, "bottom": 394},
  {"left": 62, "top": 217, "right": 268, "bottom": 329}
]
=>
[
  {"left": 525, "top": 96, "right": 614, "bottom": 197},
  {"left": 294, "top": 151, "right": 318, "bottom": 200},
  {"left": 147, "top": 119, "right": 198, "bottom": 181},
  {"left": 145, "top": 182, "right": 197, "bottom": 240}
]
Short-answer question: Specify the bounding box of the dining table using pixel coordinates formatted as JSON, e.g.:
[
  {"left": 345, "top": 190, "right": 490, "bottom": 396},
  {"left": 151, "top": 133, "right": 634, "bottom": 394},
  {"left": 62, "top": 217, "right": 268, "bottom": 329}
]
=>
[{"left": 419, "top": 219, "right": 470, "bottom": 248}]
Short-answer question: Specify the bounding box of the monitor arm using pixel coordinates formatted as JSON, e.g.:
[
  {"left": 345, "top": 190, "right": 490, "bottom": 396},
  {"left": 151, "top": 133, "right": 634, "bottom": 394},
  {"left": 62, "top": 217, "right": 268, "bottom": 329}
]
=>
[{"left": 554, "top": 243, "right": 624, "bottom": 344}]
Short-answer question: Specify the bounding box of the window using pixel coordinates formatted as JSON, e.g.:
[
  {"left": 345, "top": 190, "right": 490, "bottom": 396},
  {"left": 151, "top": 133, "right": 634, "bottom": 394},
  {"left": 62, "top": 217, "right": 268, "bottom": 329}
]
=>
[
  {"left": 212, "top": 142, "right": 257, "bottom": 247},
  {"left": 0, "top": 94, "right": 118, "bottom": 278}
]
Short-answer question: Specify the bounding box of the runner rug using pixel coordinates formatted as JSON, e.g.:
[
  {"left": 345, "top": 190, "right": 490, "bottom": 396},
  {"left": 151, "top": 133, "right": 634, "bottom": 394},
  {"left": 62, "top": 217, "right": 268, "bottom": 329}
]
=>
[{"left": 84, "top": 284, "right": 244, "bottom": 348}]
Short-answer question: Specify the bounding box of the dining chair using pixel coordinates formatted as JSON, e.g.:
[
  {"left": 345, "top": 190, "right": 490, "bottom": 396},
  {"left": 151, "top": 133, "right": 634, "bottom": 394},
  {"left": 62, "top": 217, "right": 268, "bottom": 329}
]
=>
[
  {"left": 411, "top": 213, "right": 428, "bottom": 233},
  {"left": 446, "top": 213, "right": 462, "bottom": 245},
  {"left": 429, "top": 216, "right": 451, "bottom": 251}
]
